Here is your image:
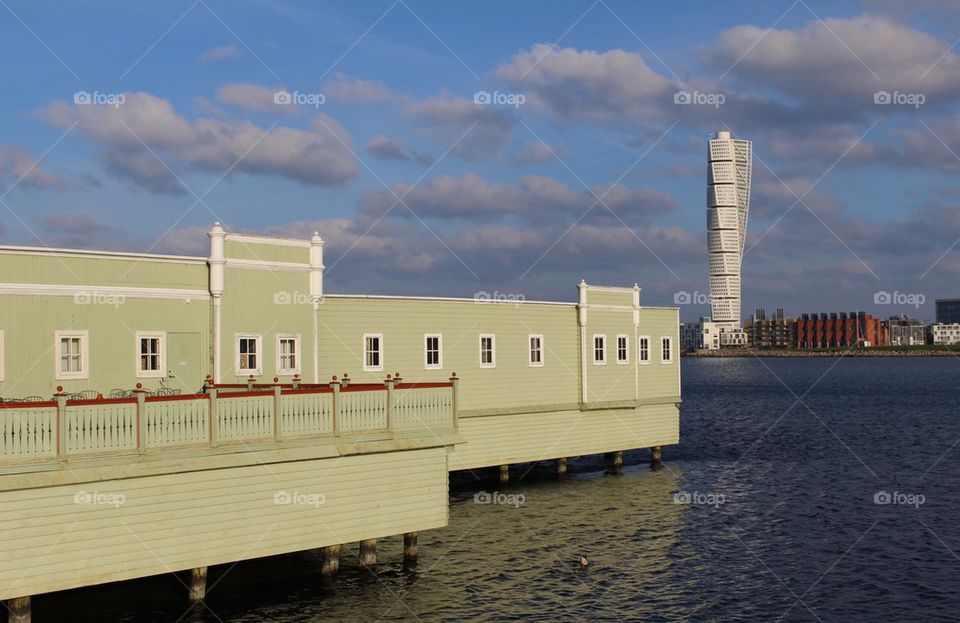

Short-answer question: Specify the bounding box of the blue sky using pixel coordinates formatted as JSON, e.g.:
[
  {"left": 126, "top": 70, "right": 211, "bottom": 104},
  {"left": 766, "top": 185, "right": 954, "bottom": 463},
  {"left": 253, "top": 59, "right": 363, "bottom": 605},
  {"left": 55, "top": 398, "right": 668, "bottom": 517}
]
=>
[{"left": 2, "top": 0, "right": 959, "bottom": 321}]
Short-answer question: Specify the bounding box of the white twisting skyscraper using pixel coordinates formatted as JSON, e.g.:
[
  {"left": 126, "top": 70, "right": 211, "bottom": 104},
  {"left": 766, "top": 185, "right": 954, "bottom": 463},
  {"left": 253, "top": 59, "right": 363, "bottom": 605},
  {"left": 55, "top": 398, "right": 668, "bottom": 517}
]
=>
[{"left": 706, "top": 130, "right": 751, "bottom": 333}]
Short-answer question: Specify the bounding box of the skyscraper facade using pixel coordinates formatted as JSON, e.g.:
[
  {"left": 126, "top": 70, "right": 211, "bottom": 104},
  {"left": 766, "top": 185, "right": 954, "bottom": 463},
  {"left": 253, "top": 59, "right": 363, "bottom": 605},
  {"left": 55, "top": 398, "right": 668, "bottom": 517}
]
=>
[{"left": 706, "top": 130, "right": 752, "bottom": 334}]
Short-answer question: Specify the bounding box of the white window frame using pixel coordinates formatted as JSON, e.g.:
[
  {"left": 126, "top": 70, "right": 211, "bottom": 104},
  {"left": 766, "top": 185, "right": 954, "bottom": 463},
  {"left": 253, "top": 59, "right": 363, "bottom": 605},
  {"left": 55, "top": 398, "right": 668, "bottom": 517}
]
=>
[
  {"left": 592, "top": 334, "right": 607, "bottom": 365},
  {"left": 135, "top": 331, "right": 167, "bottom": 379},
  {"left": 661, "top": 336, "right": 674, "bottom": 364},
  {"left": 0, "top": 330, "right": 5, "bottom": 382},
  {"left": 276, "top": 334, "right": 301, "bottom": 376},
  {"left": 424, "top": 333, "right": 443, "bottom": 370},
  {"left": 363, "top": 333, "right": 384, "bottom": 372},
  {"left": 479, "top": 334, "right": 496, "bottom": 369},
  {"left": 616, "top": 334, "right": 630, "bottom": 365},
  {"left": 235, "top": 333, "right": 263, "bottom": 376},
  {"left": 638, "top": 335, "right": 651, "bottom": 365},
  {"left": 55, "top": 330, "right": 89, "bottom": 380},
  {"left": 528, "top": 333, "right": 544, "bottom": 367}
]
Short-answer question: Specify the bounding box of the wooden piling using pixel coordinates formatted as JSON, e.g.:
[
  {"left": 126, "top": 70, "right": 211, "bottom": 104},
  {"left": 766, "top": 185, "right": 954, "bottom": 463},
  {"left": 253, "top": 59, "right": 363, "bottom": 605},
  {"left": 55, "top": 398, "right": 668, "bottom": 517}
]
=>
[
  {"left": 499, "top": 464, "right": 509, "bottom": 484},
  {"left": 611, "top": 451, "right": 623, "bottom": 473},
  {"left": 651, "top": 446, "right": 662, "bottom": 465},
  {"left": 8, "top": 596, "right": 30, "bottom": 623},
  {"left": 188, "top": 566, "right": 207, "bottom": 602},
  {"left": 557, "top": 457, "right": 568, "bottom": 478},
  {"left": 321, "top": 544, "right": 341, "bottom": 576},
  {"left": 403, "top": 532, "right": 419, "bottom": 562},
  {"left": 359, "top": 539, "right": 377, "bottom": 568}
]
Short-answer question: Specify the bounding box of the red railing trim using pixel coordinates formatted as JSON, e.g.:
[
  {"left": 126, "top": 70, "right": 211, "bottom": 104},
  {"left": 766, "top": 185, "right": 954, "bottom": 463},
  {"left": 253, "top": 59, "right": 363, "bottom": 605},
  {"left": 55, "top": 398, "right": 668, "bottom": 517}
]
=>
[
  {"left": 65, "top": 397, "right": 138, "bottom": 406},
  {"left": 280, "top": 388, "right": 334, "bottom": 395},
  {"left": 340, "top": 385, "right": 387, "bottom": 393},
  {"left": 218, "top": 390, "right": 275, "bottom": 399},
  {"left": 144, "top": 394, "right": 209, "bottom": 402},
  {"left": 394, "top": 382, "right": 453, "bottom": 390},
  {"left": 0, "top": 401, "right": 58, "bottom": 409}
]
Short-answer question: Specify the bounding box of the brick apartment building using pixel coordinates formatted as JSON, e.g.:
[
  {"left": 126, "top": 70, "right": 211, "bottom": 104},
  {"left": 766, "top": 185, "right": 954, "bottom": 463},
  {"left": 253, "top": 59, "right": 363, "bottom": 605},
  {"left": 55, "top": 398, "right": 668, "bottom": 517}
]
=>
[
  {"left": 745, "top": 308, "right": 796, "bottom": 348},
  {"left": 796, "top": 311, "right": 888, "bottom": 348}
]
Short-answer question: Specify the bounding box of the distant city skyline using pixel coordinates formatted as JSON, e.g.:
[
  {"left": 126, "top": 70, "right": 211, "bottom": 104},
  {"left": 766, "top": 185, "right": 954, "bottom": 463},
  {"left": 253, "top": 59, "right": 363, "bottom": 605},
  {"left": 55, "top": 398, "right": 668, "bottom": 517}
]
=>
[{"left": 1, "top": 1, "right": 959, "bottom": 318}]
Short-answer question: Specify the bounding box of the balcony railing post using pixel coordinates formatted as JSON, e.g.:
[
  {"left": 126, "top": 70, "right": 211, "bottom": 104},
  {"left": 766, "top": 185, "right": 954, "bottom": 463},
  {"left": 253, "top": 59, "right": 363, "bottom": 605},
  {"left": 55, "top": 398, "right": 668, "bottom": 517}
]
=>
[
  {"left": 208, "top": 386, "right": 219, "bottom": 447},
  {"left": 329, "top": 376, "right": 340, "bottom": 435},
  {"left": 134, "top": 383, "right": 146, "bottom": 454},
  {"left": 273, "top": 377, "right": 282, "bottom": 442},
  {"left": 384, "top": 374, "right": 395, "bottom": 432},
  {"left": 449, "top": 372, "right": 459, "bottom": 430},
  {"left": 54, "top": 386, "right": 67, "bottom": 460}
]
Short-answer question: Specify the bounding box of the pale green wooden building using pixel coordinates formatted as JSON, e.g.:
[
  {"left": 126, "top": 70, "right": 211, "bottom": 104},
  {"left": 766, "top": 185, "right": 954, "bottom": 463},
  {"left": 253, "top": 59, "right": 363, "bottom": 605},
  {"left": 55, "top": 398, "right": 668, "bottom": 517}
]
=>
[
  {"left": 0, "top": 222, "right": 680, "bottom": 469},
  {"left": 0, "top": 224, "right": 679, "bottom": 614}
]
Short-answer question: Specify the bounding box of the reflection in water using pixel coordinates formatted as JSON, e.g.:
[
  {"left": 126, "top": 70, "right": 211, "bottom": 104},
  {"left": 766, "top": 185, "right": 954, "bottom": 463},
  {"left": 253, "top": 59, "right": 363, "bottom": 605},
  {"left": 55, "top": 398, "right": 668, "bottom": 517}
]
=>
[
  {"left": 38, "top": 463, "right": 682, "bottom": 622},
  {"left": 35, "top": 358, "right": 960, "bottom": 621}
]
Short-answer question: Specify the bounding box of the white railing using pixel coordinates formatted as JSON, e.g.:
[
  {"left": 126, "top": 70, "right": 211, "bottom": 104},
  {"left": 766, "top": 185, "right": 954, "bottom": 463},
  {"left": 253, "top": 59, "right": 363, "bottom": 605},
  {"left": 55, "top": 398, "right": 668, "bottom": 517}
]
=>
[
  {"left": 0, "top": 403, "right": 57, "bottom": 460},
  {"left": 392, "top": 384, "right": 455, "bottom": 431},
  {"left": 144, "top": 396, "right": 209, "bottom": 448},
  {"left": 0, "top": 374, "right": 458, "bottom": 464}
]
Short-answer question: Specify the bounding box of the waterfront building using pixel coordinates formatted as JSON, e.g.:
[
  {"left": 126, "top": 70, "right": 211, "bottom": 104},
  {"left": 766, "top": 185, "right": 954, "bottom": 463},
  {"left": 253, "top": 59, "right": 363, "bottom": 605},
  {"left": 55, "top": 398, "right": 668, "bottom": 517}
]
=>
[
  {"left": 935, "top": 298, "right": 960, "bottom": 325},
  {"left": 930, "top": 323, "right": 960, "bottom": 345},
  {"left": 745, "top": 308, "right": 796, "bottom": 348},
  {"left": 887, "top": 314, "right": 927, "bottom": 346},
  {"left": 795, "top": 311, "right": 888, "bottom": 348},
  {"left": 681, "top": 317, "right": 720, "bottom": 351},
  {"left": 0, "top": 224, "right": 681, "bottom": 612},
  {"left": 706, "top": 130, "right": 752, "bottom": 340}
]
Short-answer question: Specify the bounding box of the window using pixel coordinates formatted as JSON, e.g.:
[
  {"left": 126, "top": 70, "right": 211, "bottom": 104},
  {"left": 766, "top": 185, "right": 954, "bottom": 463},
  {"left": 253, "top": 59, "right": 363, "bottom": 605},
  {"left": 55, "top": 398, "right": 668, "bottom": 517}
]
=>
[
  {"left": 479, "top": 334, "right": 496, "bottom": 368},
  {"left": 639, "top": 336, "right": 650, "bottom": 364},
  {"left": 661, "top": 336, "right": 673, "bottom": 363},
  {"left": 277, "top": 335, "right": 300, "bottom": 375},
  {"left": 236, "top": 334, "right": 262, "bottom": 375},
  {"left": 55, "top": 330, "right": 89, "bottom": 380},
  {"left": 424, "top": 334, "right": 442, "bottom": 370},
  {"left": 136, "top": 332, "right": 166, "bottom": 378},
  {"left": 529, "top": 334, "right": 544, "bottom": 367},
  {"left": 593, "top": 334, "right": 606, "bottom": 365},
  {"left": 363, "top": 333, "right": 383, "bottom": 372},
  {"left": 616, "top": 334, "right": 629, "bottom": 364}
]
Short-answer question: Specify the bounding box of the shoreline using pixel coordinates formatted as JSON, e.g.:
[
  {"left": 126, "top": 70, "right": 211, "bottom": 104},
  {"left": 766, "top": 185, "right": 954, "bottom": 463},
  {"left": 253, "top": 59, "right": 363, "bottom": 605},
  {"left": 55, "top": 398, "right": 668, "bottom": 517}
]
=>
[{"left": 683, "top": 347, "right": 960, "bottom": 358}]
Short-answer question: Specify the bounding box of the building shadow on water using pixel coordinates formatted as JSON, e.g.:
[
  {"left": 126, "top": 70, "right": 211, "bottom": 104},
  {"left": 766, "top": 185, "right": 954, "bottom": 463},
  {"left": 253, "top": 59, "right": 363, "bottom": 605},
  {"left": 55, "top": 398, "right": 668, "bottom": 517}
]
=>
[{"left": 34, "top": 456, "right": 684, "bottom": 622}]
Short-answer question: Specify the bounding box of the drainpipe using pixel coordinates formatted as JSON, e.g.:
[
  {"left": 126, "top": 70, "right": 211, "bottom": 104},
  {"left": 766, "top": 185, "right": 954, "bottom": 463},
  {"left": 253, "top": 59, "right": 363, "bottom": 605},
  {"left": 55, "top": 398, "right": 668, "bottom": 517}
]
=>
[
  {"left": 578, "top": 280, "right": 588, "bottom": 404},
  {"left": 310, "top": 232, "right": 325, "bottom": 384},
  {"left": 633, "top": 283, "right": 641, "bottom": 401},
  {"left": 208, "top": 223, "right": 226, "bottom": 384}
]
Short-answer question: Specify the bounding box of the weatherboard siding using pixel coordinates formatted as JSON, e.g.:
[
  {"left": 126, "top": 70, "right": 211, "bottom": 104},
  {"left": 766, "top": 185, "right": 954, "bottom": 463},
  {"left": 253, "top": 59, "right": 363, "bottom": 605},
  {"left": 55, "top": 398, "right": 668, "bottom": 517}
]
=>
[
  {"left": 0, "top": 445, "right": 449, "bottom": 601},
  {"left": 448, "top": 405, "right": 679, "bottom": 471}
]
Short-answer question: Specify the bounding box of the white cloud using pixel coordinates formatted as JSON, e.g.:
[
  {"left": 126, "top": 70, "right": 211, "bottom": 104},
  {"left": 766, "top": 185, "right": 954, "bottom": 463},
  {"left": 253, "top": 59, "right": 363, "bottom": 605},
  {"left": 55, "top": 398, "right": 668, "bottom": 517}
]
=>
[
  {"left": 199, "top": 44, "right": 243, "bottom": 62},
  {"left": 40, "top": 92, "right": 360, "bottom": 194}
]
